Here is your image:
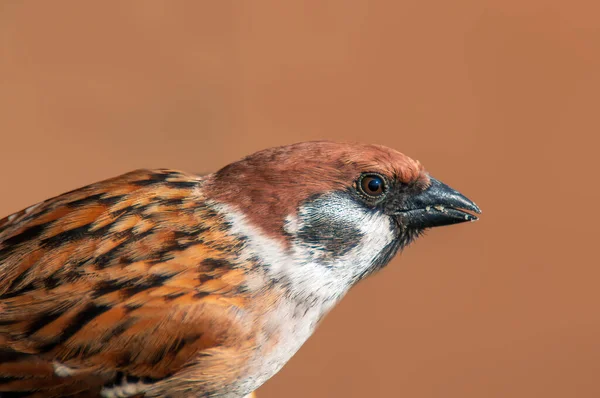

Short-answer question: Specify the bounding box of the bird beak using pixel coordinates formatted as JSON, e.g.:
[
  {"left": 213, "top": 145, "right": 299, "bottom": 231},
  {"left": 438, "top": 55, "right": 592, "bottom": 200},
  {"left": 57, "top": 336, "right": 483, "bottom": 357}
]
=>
[{"left": 394, "top": 177, "right": 481, "bottom": 229}]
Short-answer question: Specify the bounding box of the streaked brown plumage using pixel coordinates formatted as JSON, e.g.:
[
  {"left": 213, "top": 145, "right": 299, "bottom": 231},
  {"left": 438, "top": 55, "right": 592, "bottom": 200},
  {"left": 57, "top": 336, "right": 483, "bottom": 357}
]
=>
[
  {"left": 0, "top": 169, "right": 259, "bottom": 396},
  {"left": 0, "top": 141, "right": 480, "bottom": 397}
]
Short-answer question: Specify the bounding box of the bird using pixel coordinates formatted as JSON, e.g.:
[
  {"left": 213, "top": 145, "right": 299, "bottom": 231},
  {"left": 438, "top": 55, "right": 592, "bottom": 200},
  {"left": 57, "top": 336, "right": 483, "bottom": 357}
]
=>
[{"left": 0, "top": 141, "right": 480, "bottom": 397}]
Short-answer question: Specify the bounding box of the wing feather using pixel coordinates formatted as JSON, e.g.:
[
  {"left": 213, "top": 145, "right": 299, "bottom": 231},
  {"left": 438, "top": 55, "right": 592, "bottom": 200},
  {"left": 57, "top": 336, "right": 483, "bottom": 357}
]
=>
[{"left": 0, "top": 169, "right": 253, "bottom": 397}]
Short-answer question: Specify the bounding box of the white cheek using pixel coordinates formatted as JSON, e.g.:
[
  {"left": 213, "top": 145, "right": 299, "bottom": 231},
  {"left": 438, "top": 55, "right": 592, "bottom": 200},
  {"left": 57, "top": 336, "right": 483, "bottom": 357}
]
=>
[
  {"left": 354, "top": 210, "right": 396, "bottom": 258},
  {"left": 293, "top": 194, "right": 396, "bottom": 283},
  {"left": 283, "top": 214, "right": 299, "bottom": 235},
  {"left": 211, "top": 197, "right": 395, "bottom": 300}
]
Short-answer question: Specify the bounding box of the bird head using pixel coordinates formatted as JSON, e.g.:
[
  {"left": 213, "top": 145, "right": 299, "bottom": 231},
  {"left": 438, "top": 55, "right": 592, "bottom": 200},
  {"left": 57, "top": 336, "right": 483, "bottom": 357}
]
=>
[{"left": 207, "top": 141, "right": 480, "bottom": 287}]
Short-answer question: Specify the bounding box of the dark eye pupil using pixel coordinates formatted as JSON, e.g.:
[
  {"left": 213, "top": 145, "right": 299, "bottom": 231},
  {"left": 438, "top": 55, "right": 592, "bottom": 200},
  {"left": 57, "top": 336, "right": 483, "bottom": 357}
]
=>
[
  {"left": 360, "top": 175, "right": 385, "bottom": 197},
  {"left": 367, "top": 178, "right": 382, "bottom": 192}
]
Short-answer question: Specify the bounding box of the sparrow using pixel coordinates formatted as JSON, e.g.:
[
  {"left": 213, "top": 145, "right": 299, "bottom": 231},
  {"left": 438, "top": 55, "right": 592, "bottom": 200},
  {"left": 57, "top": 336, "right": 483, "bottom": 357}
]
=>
[{"left": 0, "top": 141, "right": 480, "bottom": 398}]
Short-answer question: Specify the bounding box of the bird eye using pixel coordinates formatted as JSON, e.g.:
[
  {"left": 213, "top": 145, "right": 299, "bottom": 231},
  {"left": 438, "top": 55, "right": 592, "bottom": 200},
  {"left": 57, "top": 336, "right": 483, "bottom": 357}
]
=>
[{"left": 358, "top": 174, "right": 386, "bottom": 198}]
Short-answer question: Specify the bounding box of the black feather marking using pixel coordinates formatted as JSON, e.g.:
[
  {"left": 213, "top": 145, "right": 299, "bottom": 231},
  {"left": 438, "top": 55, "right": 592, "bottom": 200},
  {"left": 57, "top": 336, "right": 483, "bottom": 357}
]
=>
[
  {"left": 201, "top": 258, "right": 234, "bottom": 270},
  {"left": 26, "top": 310, "right": 65, "bottom": 336},
  {"left": 105, "top": 318, "right": 136, "bottom": 342},
  {"left": 146, "top": 332, "right": 201, "bottom": 366},
  {"left": 100, "top": 194, "right": 128, "bottom": 206},
  {"left": 0, "top": 349, "right": 29, "bottom": 363},
  {"left": 125, "top": 375, "right": 140, "bottom": 384},
  {"left": 92, "top": 274, "right": 174, "bottom": 299},
  {"left": 4, "top": 270, "right": 34, "bottom": 295},
  {"left": 41, "top": 223, "right": 93, "bottom": 248},
  {"left": 2, "top": 223, "right": 46, "bottom": 247},
  {"left": 296, "top": 194, "right": 365, "bottom": 258},
  {"left": 66, "top": 193, "right": 104, "bottom": 207},
  {"left": 171, "top": 333, "right": 202, "bottom": 356},
  {"left": 0, "top": 391, "right": 34, "bottom": 397},
  {"left": 193, "top": 292, "right": 210, "bottom": 299},
  {"left": 158, "top": 197, "right": 185, "bottom": 206},
  {"left": 0, "top": 375, "right": 23, "bottom": 384},
  {"left": 37, "top": 303, "right": 111, "bottom": 353},
  {"left": 163, "top": 292, "right": 185, "bottom": 301},
  {"left": 43, "top": 274, "right": 61, "bottom": 289},
  {"left": 164, "top": 181, "right": 197, "bottom": 189},
  {"left": 130, "top": 173, "right": 168, "bottom": 186},
  {"left": 94, "top": 233, "right": 133, "bottom": 269},
  {"left": 124, "top": 303, "right": 142, "bottom": 313}
]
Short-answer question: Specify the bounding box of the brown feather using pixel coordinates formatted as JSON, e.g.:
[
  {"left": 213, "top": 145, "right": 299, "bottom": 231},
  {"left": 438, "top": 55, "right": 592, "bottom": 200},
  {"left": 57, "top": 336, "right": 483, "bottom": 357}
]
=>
[{"left": 0, "top": 169, "right": 261, "bottom": 397}]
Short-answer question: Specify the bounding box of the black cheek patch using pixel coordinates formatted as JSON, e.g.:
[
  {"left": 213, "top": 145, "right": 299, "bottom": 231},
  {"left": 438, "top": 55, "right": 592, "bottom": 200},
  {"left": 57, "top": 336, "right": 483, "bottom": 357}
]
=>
[{"left": 295, "top": 195, "right": 365, "bottom": 258}]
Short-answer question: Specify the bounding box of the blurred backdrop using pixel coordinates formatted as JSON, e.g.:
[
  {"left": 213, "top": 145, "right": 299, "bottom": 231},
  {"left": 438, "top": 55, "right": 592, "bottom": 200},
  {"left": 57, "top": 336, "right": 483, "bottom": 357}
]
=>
[{"left": 1, "top": 1, "right": 599, "bottom": 397}]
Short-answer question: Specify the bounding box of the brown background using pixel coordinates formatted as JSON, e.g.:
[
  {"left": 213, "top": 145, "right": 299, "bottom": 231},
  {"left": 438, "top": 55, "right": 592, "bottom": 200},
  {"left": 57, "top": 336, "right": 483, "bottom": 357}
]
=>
[{"left": 1, "top": 1, "right": 598, "bottom": 397}]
